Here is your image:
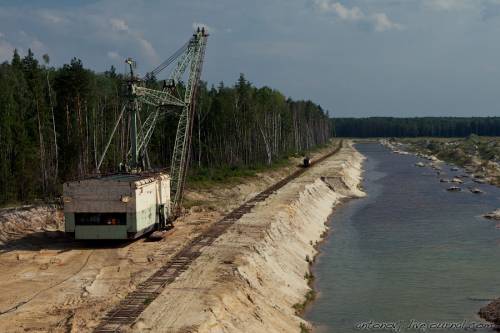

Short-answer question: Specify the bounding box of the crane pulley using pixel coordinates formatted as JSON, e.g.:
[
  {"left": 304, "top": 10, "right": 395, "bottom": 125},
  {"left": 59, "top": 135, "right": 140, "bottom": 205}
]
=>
[{"left": 96, "top": 27, "right": 208, "bottom": 218}]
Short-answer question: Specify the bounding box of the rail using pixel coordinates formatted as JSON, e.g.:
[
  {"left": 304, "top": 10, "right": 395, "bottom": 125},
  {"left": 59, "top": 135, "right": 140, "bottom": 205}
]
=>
[{"left": 93, "top": 140, "right": 344, "bottom": 332}]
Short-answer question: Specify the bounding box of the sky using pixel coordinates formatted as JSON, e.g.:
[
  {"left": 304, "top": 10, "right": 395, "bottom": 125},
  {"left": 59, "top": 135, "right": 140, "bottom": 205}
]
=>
[{"left": 1, "top": 0, "right": 500, "bottom": 117}]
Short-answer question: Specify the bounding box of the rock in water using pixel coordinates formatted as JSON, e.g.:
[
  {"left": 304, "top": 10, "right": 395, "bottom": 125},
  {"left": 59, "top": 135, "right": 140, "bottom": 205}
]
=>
[
  {"left": 479, "top": 298, "right": 500, "bottom": 325},
  {"left": 484, "top": 209, "right": 500, "bottom": 220},
  {"left": 447, "top": 186, "right": 461, "bottom": 192}
]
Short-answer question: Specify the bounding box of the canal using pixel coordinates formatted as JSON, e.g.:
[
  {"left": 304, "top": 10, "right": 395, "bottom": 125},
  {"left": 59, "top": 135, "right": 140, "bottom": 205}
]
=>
[{"left": 305, "top": 143, "right": 500, "bottom": 332}]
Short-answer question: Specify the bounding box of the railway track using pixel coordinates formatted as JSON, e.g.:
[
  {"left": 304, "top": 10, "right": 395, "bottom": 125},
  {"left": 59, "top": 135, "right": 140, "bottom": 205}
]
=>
[{"left": 93, "top": 140, "right": 344, "bottom": 333}]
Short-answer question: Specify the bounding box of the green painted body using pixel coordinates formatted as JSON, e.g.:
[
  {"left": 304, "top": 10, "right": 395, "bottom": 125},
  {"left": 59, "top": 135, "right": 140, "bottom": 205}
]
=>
[
  {"left": 66, "top": 204, "right": 159, "bottom": 240},
  {"left": 63, "top": 173, "right": 170, "bottom": 240},
  {"left": 76, "top": 225, "right": 128, "bottom": 240},
  {"left": 64, "top": 213, "right": 75, "bottom": 233}
]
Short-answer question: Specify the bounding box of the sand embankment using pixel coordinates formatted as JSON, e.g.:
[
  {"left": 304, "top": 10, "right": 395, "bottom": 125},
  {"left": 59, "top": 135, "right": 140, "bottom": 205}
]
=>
[
  {"left": 0, "top": 141, "right": 363, "bottom": 332},
  {"left": 134, "top": 141, "right": 365, "bottom": 333}
]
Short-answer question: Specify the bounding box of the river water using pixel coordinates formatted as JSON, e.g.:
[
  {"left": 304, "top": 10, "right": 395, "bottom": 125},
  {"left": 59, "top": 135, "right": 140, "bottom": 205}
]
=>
[{"left": 305, "top": 143, "right": 500, "bottom": 333}]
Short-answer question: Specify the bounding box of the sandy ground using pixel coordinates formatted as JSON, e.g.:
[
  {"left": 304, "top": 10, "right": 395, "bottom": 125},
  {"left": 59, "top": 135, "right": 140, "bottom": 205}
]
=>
[{"left": 0, "top": 140, "right": 364, "bottom": 333}]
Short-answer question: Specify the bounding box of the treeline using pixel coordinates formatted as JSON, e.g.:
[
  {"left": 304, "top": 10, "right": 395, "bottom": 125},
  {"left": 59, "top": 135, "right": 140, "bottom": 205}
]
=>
[
  {"left": 334, "top": 117, "right": 500, "bottom": 138},
  {"left": 0, "top": 49, "right": 331, "bottom": 205}
]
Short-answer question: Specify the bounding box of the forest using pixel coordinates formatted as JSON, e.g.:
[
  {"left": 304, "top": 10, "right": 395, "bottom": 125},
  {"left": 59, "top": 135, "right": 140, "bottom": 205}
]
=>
[
  {"left": 0, "top": 49, "right": 332, "bottom": 205},
  {"left": 334, "top": 117, "right": 500, "bottom": 138}
]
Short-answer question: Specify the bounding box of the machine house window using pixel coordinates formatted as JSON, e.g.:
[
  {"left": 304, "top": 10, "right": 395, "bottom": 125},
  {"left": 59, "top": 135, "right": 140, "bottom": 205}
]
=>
[{"left": 75, "top": 213, "right": 127, "bottom": 226}]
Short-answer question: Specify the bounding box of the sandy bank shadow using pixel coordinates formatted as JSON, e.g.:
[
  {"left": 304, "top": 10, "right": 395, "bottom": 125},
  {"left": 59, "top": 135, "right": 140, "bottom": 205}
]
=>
[{"left": 0, "top": 231, "right": 132, "bottom": 253}]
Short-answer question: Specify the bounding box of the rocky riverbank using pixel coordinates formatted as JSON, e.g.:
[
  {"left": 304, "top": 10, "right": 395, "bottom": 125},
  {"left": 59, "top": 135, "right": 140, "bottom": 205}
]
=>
[
  {"left": 385, "top": 136, "right": 500, "bottom": 186},
  {"left": 479, "top": 299, "right": 500, "bottom": 325}
]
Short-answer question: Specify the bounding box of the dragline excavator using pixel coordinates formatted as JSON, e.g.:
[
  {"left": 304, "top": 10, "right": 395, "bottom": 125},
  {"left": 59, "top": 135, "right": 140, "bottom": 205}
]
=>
[{"left": 62, "top": 28, "right": 208, "bottom": 240}]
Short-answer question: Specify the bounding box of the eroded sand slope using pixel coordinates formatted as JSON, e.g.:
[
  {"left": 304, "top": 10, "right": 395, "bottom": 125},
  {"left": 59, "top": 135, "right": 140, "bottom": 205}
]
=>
[{"left": 135, "top": 142, "right": 365, "bottom": 333}]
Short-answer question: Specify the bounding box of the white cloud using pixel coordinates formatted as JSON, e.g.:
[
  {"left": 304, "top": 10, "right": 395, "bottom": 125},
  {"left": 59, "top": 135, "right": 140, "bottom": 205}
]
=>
[
  {"left": 192, "top": 22, "right": 213, "bottom": 33},
  {"left": 372, "top": 13, "right": 403, "bottom": 32},
  {"left": 137, "top": 38, "right": 157, "bottom": 60},
  {"left": 38, "top": 10, "right": 66, "bottom": 24},
  {"left": 312, "top": 0, "right": 402, "bottom": 32},
  {"left": 0, "top": 38, "right": 15, "bottom": 62},
  {"left": 110, "top": 18, "right": 129, "bottom": 32},
  {"left": 30, "top": 39, "right": 48, "bottom": 54},
  {"left": 425, "top": 0, "right": 478, "bottom": 11},
  {"left": 107, "top": 50, "right": 121, "bottom": 60},
  {"left": 423, "top": 0, "right": 500, "bottom": 20},
  {"left": 2, "top": 30, "right": 50, "bottom": 59},
  {"left": 108, "top": 18, "right": 159, "bottom": 64},
  {"left": 315, "top": 1, "right": 364, "bottom": 21}
]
